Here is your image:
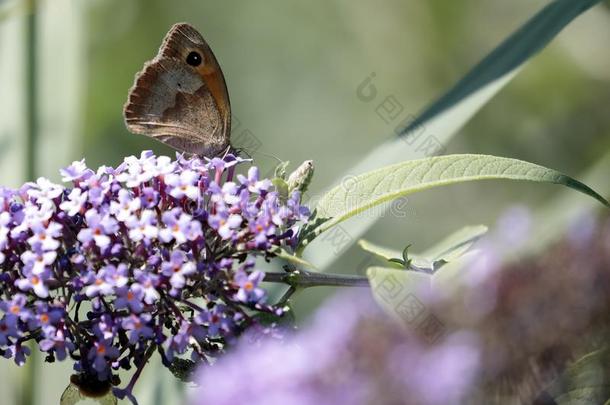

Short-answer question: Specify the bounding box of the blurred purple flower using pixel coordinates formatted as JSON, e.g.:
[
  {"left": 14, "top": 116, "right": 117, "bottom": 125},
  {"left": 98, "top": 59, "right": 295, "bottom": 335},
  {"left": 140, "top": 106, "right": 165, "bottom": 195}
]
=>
[
  {"left": 0, "top": 316, "right": 20, "bottom": 346},
  {"left": 191, "top": 292, "right": 481, "bottom": 405},
  {"left": 122, "top": 313, "right": 154, "bottom": 344},
  {"left": 15, "top": 269, "right": 51, "bottom": 298},
  {"left": 110, "top": 189, "right": 141, "bottom": 222},
  {"left": 84, "top": 264, "right": 128, "bottom": 298},
  {"left": 0, "top": 294, "right": 31, "bottom": 322},
  {"left": 161, "top": 250, "right": 196, "bottom": 290},
  {"left": 234, "top": 270, "right": 266, "bottom": 304},
  {"left": 77, "top": 209, "right": 118, "bottom": 250},
  {"left": 59, "top": 188, "right": 88, "bottom": 216},
  {"left": 134, "top": 270, "right": 161, "bottom": 305},
  {"left": 238, "top": 166, "right": 272, "bottom": 194},
  {"left": 6, "top": 343, "right": 31, "bottom": 366},
  {"left": 164, "top": 320, "right": 193, "bottom": 361},
  {"left": 27, "top": 221, "right": 62, "bottom": 251},
  {"left": 114, "top": 284, "right": 145, "bottom": 313},
  {"left": 21, "top": 244, "right": 57, "bottom": 275},
  {"left": 60, "top": 159, "right": 92, "bottom": 183},
  {"left": 165, "top": 170, "right": 200, "bottom": 200},
  {"left": 89, "top": 338, "right": 120, "bottom": 379},
  {"left": 27, "top": 177, "right": 63, "bottom": 202},
  {"left": 208, "top": 208, "right": 243, "bottom": 240},
  {"left": 39, "top": 328, "right": 74, "bottom": 361},
  {"left": 159, "top": 209, "right": 200, "bottom": 244},
  {"left": 195, "top": 304, "right": 231, "bottom": 336}
]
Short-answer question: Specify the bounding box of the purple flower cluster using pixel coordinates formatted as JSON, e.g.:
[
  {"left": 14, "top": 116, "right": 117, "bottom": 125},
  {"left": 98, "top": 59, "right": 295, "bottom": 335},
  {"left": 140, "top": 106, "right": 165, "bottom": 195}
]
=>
[
  {"left": 190, "top": 291, "right": 481, "bottom": 405},
  {"left": 0, "top": 151, "right": 309, "bottom": 401}
]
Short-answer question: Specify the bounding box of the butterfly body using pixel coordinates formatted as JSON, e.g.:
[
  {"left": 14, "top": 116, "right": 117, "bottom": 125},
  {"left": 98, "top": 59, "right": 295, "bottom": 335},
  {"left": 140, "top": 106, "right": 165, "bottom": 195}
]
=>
[{"left": 124, "top": 23, "right": 231, "bottom": 157}]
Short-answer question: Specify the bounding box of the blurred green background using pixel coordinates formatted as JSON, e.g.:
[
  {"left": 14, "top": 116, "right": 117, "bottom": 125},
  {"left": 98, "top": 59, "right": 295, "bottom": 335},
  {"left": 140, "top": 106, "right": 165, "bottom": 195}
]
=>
[{"left": 1, "top": 0, "right": 610, "bottom": 403}]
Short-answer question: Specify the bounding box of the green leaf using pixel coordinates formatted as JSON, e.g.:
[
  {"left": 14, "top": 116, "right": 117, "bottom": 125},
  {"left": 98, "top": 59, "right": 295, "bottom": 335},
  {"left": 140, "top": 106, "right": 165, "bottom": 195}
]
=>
[
  {"left": 314, "top": 154, "right": 608, "bottom": 236},
  {"left": 367, "top": 267, "right": 430, "bottom": 318},
  {"left": 359, "top": 240, "right": 428, "bottom": 270},
  {"left": 367, "top": 266, "right": 445, "bottom": 342},
  {"left": 431, "top": 250, "right": 482, "bottom": 293},
  {"left": 400, "top": 0, "right": 602, "bottom": 135},
  {"left": 358, "top": 239, "right": 403, "bottom": 263},
  {"left": 305, "top": 0, "right": 603, "bottom": 271},
  {"left": 359, "top": 224, "right": 488, "bottom": 272},
  {"left": 546, "top": 348, "right": 610, "bottom": 405},
  {"left": 505, "top": 150, "right": 610, "bottom": 259},
  {"left": 296, "top": 210, "right": 330, "bottom": 252},
  {"left": 271, "top": 177, "right": 289, "bottom": 201},
  {"left": 274, "top": 161, "right": 290, "bottom": 179},
  {"left": 271, "top": 247, "right": 318, "bottom": 270},
  {"left": 419, "top": 225, "right": 488, "bottom": 263},
  {"left": 367, "top": 248, "right": 485, "bottom": 332}
]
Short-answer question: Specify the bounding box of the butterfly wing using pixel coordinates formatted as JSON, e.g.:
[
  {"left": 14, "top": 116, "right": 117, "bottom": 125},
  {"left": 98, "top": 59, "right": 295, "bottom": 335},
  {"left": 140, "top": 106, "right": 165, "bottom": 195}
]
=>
[{"left": 124, "top": 23, "right": 231, "bottom": 156}]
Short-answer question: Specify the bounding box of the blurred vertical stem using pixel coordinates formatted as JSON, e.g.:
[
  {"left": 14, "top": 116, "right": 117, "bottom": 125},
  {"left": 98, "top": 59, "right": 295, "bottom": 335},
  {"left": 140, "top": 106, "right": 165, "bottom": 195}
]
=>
[
  {"left": 25, "top": 0, "right": 37, "bottom": 180},
  {"left": 22, "top": 0, "right": 38, "bottom": 405}
]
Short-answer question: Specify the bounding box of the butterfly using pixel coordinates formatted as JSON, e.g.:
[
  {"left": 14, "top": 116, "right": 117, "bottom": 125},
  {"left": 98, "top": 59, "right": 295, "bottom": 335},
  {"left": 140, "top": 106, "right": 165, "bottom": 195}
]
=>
[{"left": 124, "top": 23, "right": 231, "bottom": 157}]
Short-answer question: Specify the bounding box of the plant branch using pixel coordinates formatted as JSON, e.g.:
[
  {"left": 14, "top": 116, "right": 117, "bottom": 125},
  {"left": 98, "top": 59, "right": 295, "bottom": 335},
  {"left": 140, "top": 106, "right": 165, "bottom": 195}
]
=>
[{"left": 263, "top": 269, "right": 370, "bottom": 289}]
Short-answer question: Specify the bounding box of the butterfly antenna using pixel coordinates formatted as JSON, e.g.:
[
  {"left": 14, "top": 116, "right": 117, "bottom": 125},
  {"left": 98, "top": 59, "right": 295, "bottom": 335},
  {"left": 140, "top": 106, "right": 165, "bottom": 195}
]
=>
[
  {"left": 247, "top": 149, "right": 283, "bottom": 164},
  {"left": 223, "top": 145, "right": 238, "bottom": 159}
]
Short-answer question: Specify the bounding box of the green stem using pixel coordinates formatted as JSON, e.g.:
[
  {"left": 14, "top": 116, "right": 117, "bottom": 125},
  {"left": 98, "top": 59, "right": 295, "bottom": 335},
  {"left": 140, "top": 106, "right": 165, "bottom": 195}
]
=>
[
  {"left": 276, "top": 285, "right": 297, "bottom": 306},
  {"left": 263, "top": 269, "right": 370, "bottom": 289},
  {"left": 22, "top": 1, "right": 38, "bottom": 405},
  {"left": 25, "top": 0, "right": 37, "bottom": 181}
]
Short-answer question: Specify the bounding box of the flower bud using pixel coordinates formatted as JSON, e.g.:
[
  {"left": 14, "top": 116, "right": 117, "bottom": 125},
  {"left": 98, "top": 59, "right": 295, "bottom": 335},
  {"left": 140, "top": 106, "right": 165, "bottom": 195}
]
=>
[{"left": 287, "top": 160, "right": 314, "bottom": 194}]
